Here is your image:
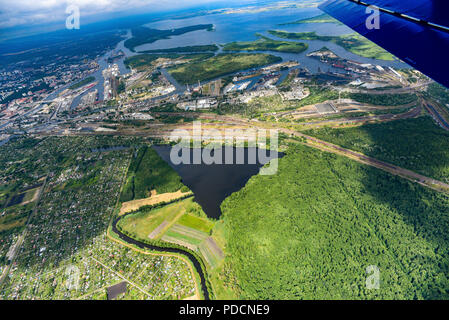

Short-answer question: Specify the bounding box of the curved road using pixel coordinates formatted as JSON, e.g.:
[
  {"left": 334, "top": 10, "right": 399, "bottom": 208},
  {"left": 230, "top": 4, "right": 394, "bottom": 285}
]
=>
[{"left": 111, "top": 214, "right": 210, "bottom": 300}]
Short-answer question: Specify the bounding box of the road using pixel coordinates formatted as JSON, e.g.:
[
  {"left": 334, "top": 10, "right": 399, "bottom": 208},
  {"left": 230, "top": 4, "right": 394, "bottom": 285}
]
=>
[
  {"left": 33, "top": 111, "right": 449, "bottom": 197},
  {"left": 0, "top": 178, "right": 47, "bottom": 285},
  {"left": 282, "top": 129, "right": 449, "bottom": 194}
]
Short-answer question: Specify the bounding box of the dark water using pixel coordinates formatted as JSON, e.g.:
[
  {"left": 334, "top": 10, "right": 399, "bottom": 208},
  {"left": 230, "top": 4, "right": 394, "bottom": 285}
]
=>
[
  {"left": 153, "top": 145, "right": 283, "bottom": 219},
  {"left": 112, "top": 214, "right": 210, "bottom": 299}
]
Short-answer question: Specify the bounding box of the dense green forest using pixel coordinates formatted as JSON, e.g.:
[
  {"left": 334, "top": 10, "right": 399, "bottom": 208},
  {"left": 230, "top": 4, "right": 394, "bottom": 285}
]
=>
[
  {"left": 220, "top": 142, "right": 449, "bottom": 299},
  {"left": 304, "top": 117, "right": 449, "bottom": 183},
  {"left": 120, "top": 146, "right": 185, "bottom": 202},
  {"left": 168, "top": 53, "right": 282, "bottom": 84},
  {"left": 223, "top": 36, "right": 308, "bottom": 53},
  {"left": 267, "top": 30, "right": 394, "bottom": 61}
]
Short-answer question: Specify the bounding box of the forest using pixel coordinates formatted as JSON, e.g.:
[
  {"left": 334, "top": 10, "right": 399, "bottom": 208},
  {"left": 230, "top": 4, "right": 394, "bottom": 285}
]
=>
[
  {"left": 120, "top": 146, "right": 186, "bottom": 202},
  {"left": 219, "top": 142, "right": 449, "bottom": 299},
  {"left": 304, "top": 117, "right": 449, "bottom": 183},
  {"left": 223, "top": 36, "right": 308, "bottom": 53},
  {"left": 268, "top": 30, "right": 395, "bottom": 61}
]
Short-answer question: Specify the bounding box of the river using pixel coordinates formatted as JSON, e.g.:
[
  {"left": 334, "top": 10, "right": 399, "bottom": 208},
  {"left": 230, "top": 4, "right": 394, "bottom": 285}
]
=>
[
  {"left": 69, "top": 7, "right": 411, "bottom": 110},
  {"left": 153, "top": 145, "right": 284, "bottom": 219}
]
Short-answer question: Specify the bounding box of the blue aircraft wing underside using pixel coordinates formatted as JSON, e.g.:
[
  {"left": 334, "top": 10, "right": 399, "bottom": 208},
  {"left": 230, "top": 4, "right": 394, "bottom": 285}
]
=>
[
  {"left": 344, "top": 0, "right": 449, "bottom": 29},
  {"left": 319, "top": 0, "right": 449, "bottom": 89}
]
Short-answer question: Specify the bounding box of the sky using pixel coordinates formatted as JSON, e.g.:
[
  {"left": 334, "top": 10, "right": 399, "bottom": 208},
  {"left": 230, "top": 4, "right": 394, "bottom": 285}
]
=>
[{"left": 0, "top": 0, "right": 248, "bottom": 29}]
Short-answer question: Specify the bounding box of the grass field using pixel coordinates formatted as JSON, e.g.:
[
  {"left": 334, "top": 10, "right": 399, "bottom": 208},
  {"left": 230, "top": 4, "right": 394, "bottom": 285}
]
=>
[
  {"left": 177, "top": 214, "right": 214, "bottom": 233},
  {"left": 162, "top": 224, "right": 209, "bottom": 250},
  {"left": 118, "top": 199, "right": 190, "bottom": 240},
  {"left": 168, "top": 53, "right": 282, "bottom": 84},
  {"left": 198, "top": 240, "right": 222, "bottom": 269}
]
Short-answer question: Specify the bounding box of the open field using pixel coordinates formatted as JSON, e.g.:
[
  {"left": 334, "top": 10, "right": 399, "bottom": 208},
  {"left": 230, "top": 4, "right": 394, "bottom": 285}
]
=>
[
  {"left": 161, "top": 224, "right": 209, "bottom": 250},
  {"left": 5, "top": 186, "right": 42, "bottom": 208},
  {"left": 198, "top": 240, "right": 222, "bottom": 269},
  {"left": 120, "top": 146, "right": 186, "bottom": 202},
  {"left": 177, "top": 214, "right": 214, "bottom": 233},
  {"left": 118, "top": 199, "right": 190, "bottom": 240},
  {"left": 168, "top": 53, "right": 282, "bottom": 84},
  {"left": 117, "top": 198, "right": 223, "bottom": 269},
  {"left": 69, "top": 76, "right": 95, "bottom": 90}
]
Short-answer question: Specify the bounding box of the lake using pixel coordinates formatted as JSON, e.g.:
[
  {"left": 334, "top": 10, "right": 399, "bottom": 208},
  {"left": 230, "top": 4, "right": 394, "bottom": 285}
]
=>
[{"left": 152, "top": 145, "right": 284, "bottom": 219}]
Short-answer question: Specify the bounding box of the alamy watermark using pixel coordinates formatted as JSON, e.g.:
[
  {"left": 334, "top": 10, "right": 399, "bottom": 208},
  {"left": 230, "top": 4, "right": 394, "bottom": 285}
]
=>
[
  {"left": 66, "top": 5, "right": 80, "bottom": 30},
  {"left": 169, "top": 121, "right": 279, "bottom": 175},
  {"left": 366, "top": 265, "right": 380, "bottom": 290},
  {"left": 65, "top": 265, "right": 80, "bottom": 291},
  {"left": 365, "top": 5, "right": 380, "bottom": 30}
]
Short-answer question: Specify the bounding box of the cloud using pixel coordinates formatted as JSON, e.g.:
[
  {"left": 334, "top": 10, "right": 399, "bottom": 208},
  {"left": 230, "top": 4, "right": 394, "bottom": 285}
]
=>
[{"left": 0, "top": 0, "right": 222, "bottom": 28}]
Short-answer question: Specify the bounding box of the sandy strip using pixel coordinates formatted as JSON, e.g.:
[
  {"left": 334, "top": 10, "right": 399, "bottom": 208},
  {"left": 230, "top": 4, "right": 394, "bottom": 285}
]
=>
[{"left": 120, "top": 190, "right": 192, "bottom": 215}]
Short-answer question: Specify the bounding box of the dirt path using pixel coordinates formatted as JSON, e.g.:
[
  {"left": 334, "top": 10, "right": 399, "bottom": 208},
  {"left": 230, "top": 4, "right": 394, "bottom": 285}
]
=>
[{"left": 119, "top": 190, "right": 192, "bottom": 215}]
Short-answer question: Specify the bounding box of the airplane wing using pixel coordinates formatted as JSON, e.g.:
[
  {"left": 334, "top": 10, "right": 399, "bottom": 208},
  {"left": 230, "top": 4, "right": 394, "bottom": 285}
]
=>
[{"left": 319, "top": 0, "right": 449, "bottom": 88}]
